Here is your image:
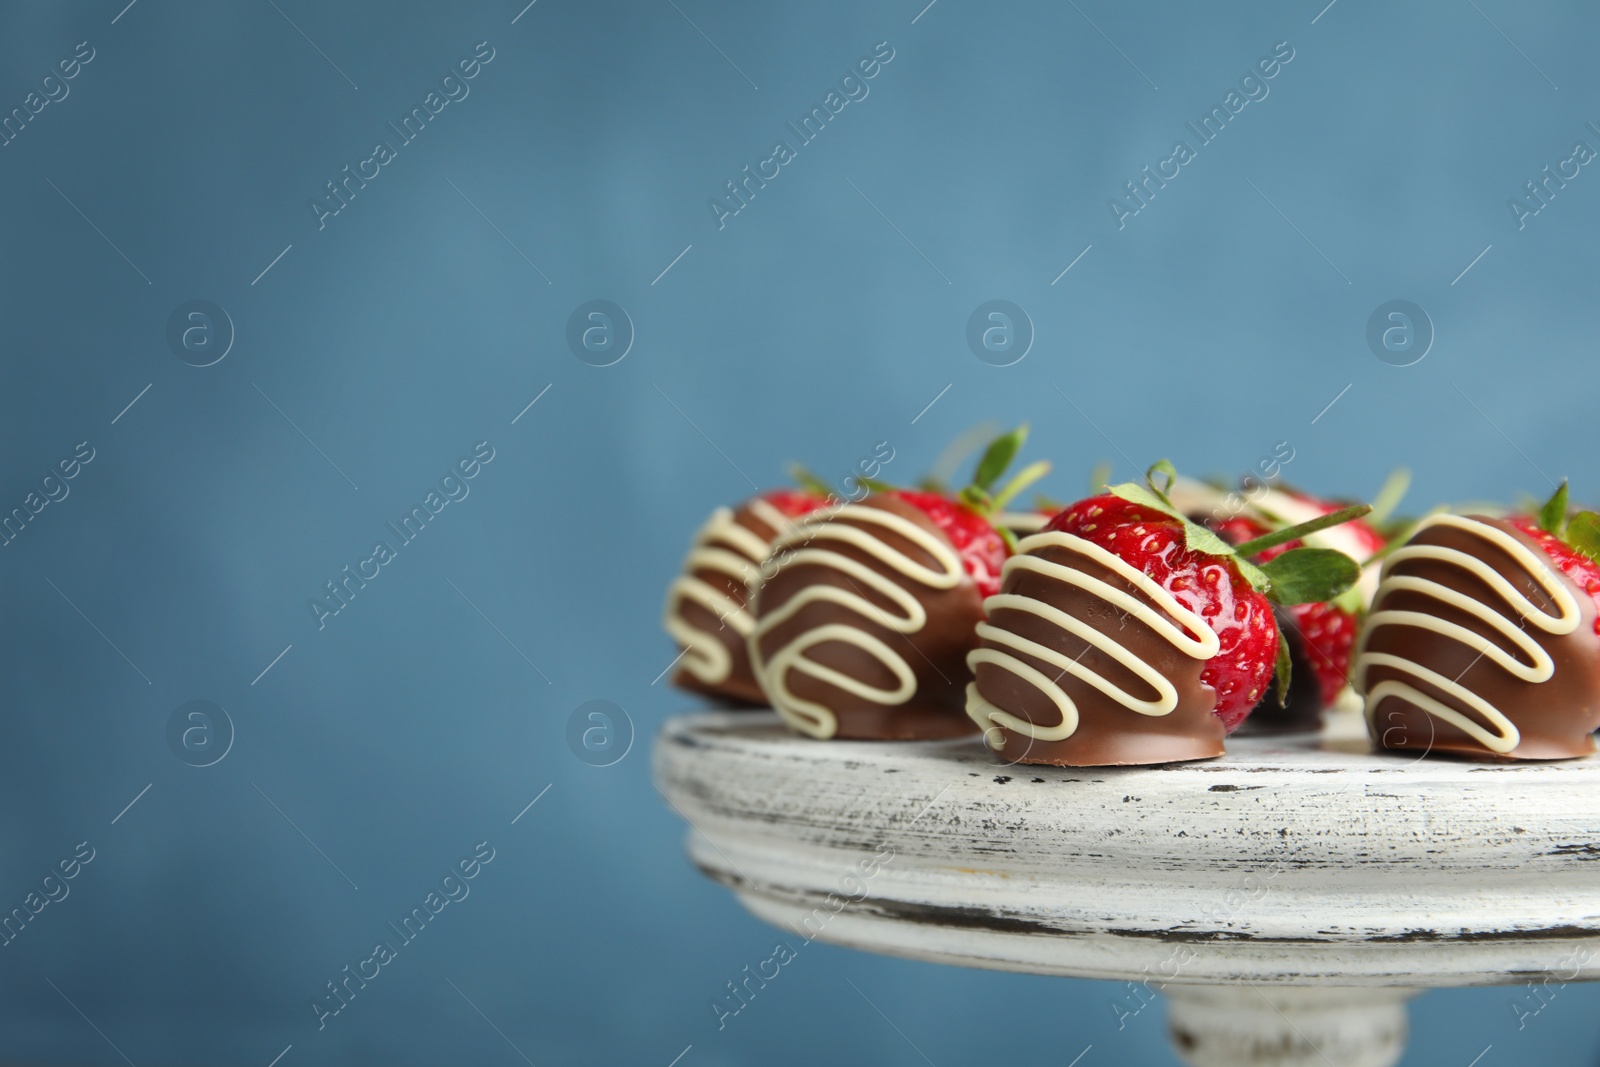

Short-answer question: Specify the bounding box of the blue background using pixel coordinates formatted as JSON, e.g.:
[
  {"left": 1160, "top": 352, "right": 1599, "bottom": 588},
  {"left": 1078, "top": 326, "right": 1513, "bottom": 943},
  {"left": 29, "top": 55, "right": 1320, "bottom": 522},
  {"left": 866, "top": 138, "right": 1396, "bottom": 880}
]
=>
[{"left": 0, "top": 0, "right": 1596, "bottom": 1063}]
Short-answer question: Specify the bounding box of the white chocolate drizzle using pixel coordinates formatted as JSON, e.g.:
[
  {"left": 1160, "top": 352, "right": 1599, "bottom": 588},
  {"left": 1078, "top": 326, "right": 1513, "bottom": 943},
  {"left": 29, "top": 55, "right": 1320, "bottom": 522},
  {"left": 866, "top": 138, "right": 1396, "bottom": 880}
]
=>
[
  {"left": 964, "top": 531, "right": 1221, "bottom": 750},
  {"left": 750, "top": 504, "right": 964, "bottom": 740},
  {"left": 997, "top": 511, "right": 1051, "bottom": 535},
  {"left": 1355, "top": 514, "right": 1580, "bottom": 754},
  {"left": 663, "top": 499, "right": 794, "bottom": 686}
]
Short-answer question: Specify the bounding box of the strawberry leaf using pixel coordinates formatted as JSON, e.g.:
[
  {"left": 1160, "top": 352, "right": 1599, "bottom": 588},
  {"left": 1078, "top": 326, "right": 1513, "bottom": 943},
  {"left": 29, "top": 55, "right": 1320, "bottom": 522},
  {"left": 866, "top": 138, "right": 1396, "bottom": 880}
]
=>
[
  {"left": 1539, "top": 480, "right": 1570, "bottom": 538},
  {"left": 1232, "top": 554, "right": 1273, "bottom": 594},
  {"left": 1567, "top": 510, "right": 1600, "bottom": 562},
  {"left": 1257, "top": 547, "right": 1360, "bottom": 606},
  {"left": 1088, "top": 461, "right": 1112, "bottom": 494},
  {"left": 972, "top": 424, "right": 1028, "bottom": 491},
  {"left": 996, "top": 524, "right": 1020, "bottom": 554},
  {"left": 1108, "top": 480, "right": 1184, "bottom": 522},
  {"left": 1184, "top": 521, "right": 1245, "bottom": 561},
  {"left": 1273, "top": 618, "right": 1292, "bottom": 708}
]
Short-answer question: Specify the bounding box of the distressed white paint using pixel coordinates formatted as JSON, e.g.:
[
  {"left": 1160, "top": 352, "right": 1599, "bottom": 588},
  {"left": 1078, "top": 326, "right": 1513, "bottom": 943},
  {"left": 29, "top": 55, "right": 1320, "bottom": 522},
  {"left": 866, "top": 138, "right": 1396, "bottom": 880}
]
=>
[
  {"left": 655, "top": 710, "right": 1600, "bottom": 1067},
  {"left": 1166, "top": 986, "right": 1412, "bottom": 1067}
]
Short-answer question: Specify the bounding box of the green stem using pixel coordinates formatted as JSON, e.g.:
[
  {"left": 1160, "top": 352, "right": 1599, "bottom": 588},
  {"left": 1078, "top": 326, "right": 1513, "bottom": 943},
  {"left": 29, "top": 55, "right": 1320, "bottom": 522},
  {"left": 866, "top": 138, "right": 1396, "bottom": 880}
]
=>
[
  {"left": 991, "top": 460, "right": 1052, "bottom": 511},
  {"left": 1233, "top": 503, "right": 1373, "bottom": 558},
  {"left": 788, "top": 464, "right": 833, "bottom": 499},
  {"left": 1367, "top": 468, "right": 1411, "bottom": 526}
]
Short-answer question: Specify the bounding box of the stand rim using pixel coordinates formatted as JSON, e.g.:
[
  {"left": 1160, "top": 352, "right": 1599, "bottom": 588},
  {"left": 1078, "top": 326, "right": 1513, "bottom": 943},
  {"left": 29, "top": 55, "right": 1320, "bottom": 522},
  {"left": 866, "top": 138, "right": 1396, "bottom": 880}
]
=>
[{"left": 656, "top": 709, "right": 1600, "bottom": 988}]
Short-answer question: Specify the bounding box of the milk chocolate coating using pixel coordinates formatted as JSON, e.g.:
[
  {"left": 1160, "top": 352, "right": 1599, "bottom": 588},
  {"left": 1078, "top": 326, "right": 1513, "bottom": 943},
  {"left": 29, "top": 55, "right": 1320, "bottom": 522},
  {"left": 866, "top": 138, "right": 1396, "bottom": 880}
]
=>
[
  {"left": 668, "top": 500, "right": 780, "bottom": 707},
  {"left": 1362, "top": 516, "right": 1600, "bottom": 761},
  {"left": 972, "top": 540, "right": 1225, "bottom": 766},
  {"left": 751, "top": 495, "right": 982, "bottom": 740}
]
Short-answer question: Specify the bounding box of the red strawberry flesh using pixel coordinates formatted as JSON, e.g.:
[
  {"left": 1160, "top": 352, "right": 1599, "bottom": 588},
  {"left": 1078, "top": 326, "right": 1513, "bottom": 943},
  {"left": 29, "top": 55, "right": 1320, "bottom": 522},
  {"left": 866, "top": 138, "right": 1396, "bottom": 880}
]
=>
[
  {"left": 1508, "top": 516, "right": 1600, "bottom": 634},
  {"left": 764, "top": 488, "right": 828, "bottom": 519}
]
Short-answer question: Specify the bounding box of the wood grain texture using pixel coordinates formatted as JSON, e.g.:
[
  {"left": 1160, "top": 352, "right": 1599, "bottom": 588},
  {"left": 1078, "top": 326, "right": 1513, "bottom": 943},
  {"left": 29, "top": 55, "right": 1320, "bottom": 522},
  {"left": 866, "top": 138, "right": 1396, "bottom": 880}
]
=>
[{"left": 654, "top": 710, "right": 1600, "bottom": 987}]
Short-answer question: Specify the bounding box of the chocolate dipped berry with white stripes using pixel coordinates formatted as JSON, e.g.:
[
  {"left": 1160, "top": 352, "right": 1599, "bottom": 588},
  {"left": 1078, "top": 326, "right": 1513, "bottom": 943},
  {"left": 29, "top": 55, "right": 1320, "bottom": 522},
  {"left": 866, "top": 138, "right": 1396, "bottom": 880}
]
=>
[
  {"left": 966, "top": 463, "right": 1369, "bottom": 766},
  {"left": 663, "top": 489, "right": 826, "bottom": 706},
  {"left": 1358, "top": 482, "right": 1600, "bottom": 761},
  {"left": 750, "top": 426, "right": 1049, "bottom": 740}
]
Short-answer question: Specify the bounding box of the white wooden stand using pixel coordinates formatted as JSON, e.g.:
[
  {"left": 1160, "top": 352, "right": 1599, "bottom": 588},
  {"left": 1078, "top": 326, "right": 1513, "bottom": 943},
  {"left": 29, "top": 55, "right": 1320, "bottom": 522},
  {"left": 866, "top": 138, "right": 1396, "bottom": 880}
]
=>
[{"left": 654, "top": 710, "right": 1600, "bottom": 1067}]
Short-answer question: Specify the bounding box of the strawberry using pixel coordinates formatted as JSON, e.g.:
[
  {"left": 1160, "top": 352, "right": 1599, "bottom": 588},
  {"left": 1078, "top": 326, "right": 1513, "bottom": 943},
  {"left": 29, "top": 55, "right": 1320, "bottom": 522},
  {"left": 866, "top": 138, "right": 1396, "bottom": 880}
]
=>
[
  {"left": 1293, "top": 602, "right": 1360, "bottom": 706},
  {"left": 1514, "top": 480, "right": 1600, "bottom": 632},
  {"left": 1049, "top": 464, "right": 1372, "bottom": 732},
  {"left": 1050, "top": 495, "right": 1276, "bottom": 730}
]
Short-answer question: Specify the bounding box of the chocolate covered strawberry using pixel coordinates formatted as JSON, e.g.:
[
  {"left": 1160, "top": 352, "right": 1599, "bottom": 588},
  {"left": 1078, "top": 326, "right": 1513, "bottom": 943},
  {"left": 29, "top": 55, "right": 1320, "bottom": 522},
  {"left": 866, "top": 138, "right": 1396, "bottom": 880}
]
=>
[
  {"left": 749, "top": 426, "right": 1048, "bottom": 740},
  {"left": 663, "top": 486, "right": 828, "bottom": 705},
  {"left": 1359, "top": 481, "right": 1600, "bottom": 761},
  {"left": 966, "top": 462, "right": 1370, "bottom": 766}
]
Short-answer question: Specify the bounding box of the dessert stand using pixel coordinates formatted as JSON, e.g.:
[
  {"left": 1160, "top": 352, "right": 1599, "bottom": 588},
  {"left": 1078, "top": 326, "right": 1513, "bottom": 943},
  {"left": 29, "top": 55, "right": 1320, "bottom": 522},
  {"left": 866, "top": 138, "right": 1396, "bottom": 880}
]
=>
[{"left": 654, "top": 710, "right": 1600, "bottom": 1067}]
